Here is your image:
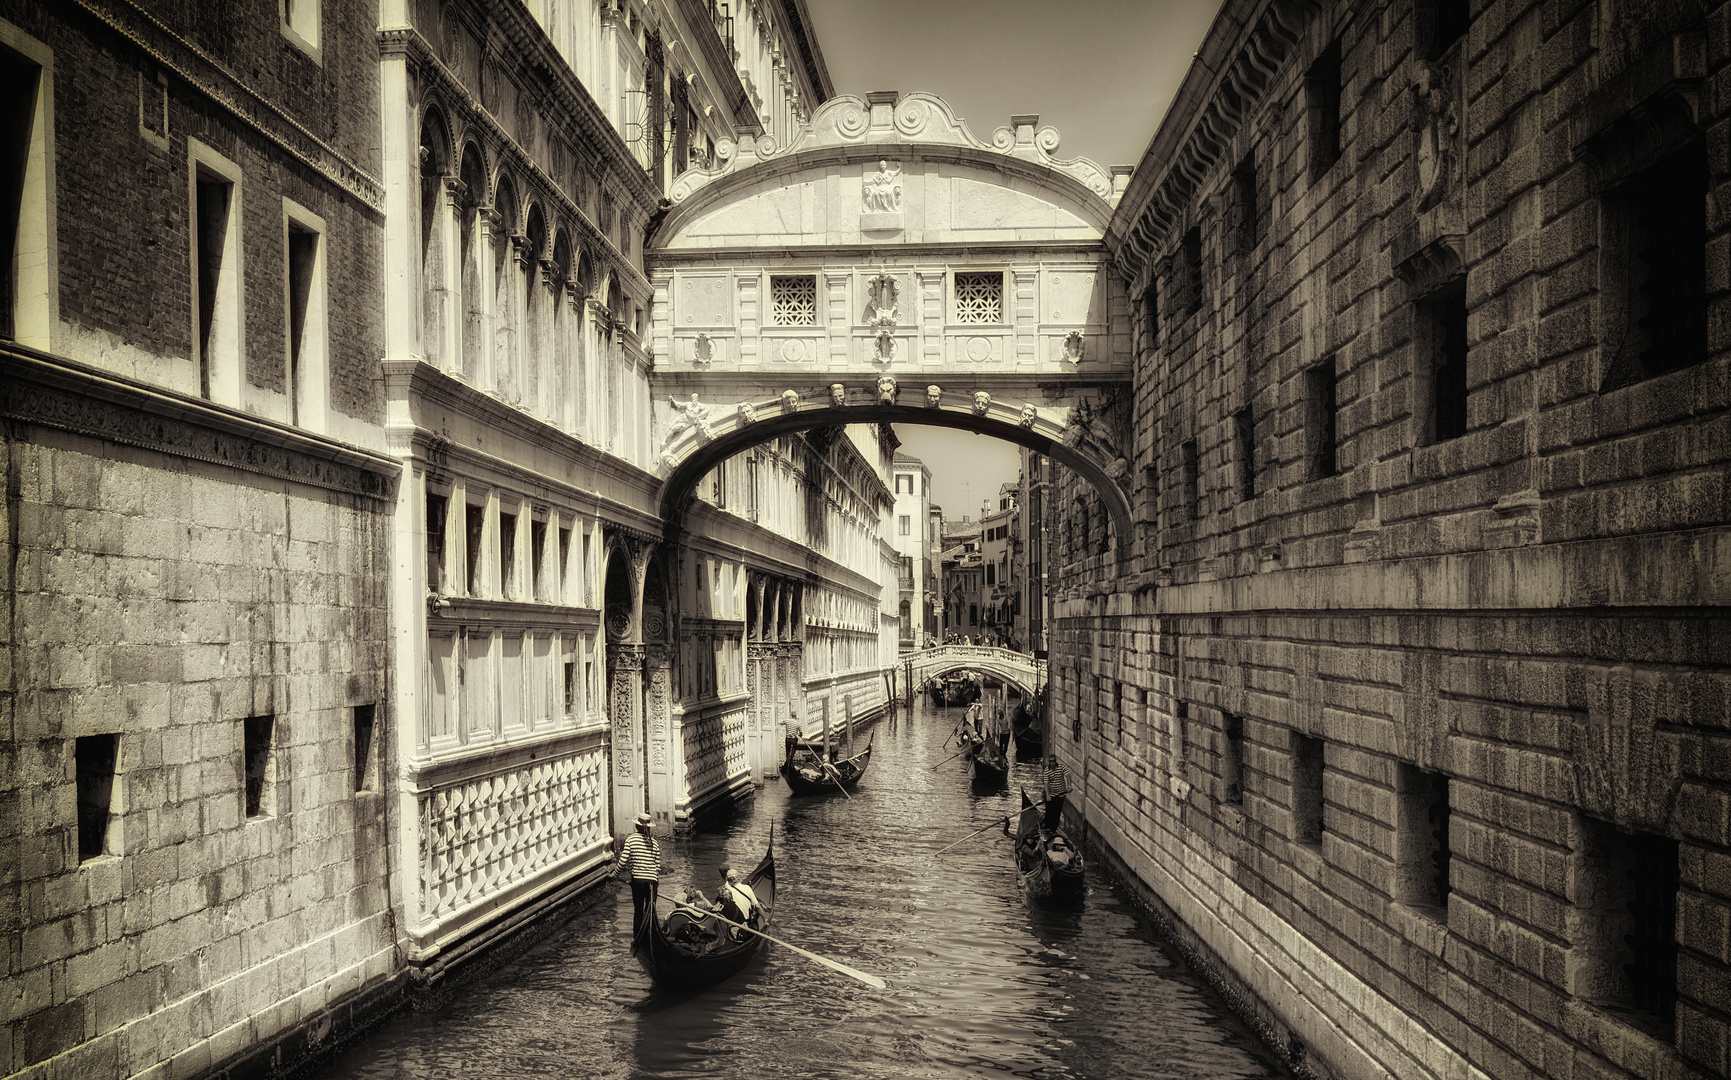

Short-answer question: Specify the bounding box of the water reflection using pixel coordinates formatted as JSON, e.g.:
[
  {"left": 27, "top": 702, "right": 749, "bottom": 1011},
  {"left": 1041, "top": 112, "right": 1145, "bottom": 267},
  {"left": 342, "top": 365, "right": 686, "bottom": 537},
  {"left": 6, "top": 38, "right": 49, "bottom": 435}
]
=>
[{"left": 317, "top": 700, "right": 1292, "bottom": 1080}]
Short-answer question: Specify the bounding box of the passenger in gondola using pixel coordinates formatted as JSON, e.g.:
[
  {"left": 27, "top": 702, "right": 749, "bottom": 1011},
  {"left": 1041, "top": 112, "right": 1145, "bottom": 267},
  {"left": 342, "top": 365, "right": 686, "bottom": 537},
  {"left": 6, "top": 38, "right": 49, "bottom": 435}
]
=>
[{"left": 715, "top": 864, "right": 759, "bottom": 939}]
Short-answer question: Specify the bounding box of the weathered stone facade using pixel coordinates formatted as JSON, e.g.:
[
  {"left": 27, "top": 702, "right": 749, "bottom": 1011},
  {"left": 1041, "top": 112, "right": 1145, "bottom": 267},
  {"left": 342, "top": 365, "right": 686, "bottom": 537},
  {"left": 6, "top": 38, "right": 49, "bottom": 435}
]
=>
[{"left": 1045, "top": 0, "right": 1731, "bottom": 1078}]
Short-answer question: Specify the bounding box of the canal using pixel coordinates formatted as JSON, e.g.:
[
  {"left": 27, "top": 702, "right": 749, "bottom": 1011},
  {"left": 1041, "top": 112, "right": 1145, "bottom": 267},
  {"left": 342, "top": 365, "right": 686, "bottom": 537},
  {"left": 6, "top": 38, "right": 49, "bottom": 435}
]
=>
[{"left": 316, "top": 699, "right": 1295, "bottom": 1079}]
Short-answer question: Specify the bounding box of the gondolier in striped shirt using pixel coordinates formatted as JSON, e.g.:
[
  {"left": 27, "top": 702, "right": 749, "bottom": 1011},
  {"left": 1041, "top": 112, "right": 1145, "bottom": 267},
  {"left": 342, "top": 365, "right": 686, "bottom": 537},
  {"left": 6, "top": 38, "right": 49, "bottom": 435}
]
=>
[
  {"left": 614, "top": 812, "right": 661, "bottom": 942},
  {"left": 1042, "top": 755, "right": 1071, "bottom": 831}
]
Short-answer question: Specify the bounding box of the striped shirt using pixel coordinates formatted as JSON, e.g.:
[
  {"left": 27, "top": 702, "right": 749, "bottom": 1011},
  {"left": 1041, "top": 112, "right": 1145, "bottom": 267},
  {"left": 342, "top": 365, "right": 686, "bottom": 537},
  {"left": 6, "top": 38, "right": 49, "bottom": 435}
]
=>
[
  {"left": 614, "top": 832, "right": 660, "bottom": 881},
  {"left": 1043, "top": 761, "right": 1071, "bottom": 799}
]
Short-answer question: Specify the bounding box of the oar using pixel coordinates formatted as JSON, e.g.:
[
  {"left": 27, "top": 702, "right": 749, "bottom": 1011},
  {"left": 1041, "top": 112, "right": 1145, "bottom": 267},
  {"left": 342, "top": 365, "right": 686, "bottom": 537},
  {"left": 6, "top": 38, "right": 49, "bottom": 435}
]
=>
[
  {"left": 928, "top": 747, "right": 971, "bottom": 771},
  {"left": 934, "top": 798, "right": 1048, "bottom": 855},
  {"left": 659, "top": 897, "right": 887, "bottom": 990},
  {"left": 820, "top": 761, "right": 853, "bottom": 801}
]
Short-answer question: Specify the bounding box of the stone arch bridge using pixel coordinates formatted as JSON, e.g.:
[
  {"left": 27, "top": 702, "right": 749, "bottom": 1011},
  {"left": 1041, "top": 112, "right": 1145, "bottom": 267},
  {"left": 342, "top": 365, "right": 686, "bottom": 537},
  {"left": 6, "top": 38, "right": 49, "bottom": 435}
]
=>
[{"left": 901, "top": 645, "right": 1047, "bottom": 703}]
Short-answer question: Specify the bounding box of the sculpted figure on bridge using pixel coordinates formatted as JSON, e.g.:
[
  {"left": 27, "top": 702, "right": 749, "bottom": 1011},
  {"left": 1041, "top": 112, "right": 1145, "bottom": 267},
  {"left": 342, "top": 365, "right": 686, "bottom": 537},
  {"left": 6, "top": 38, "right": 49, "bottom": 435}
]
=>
[
  {"left": 666, "top": 393, "right": 713, "bottom": 442},
  {"left": 863, "top": 160, "right": 902, "bottom": 213},
  {"left": 781, "top": 389, "right": 800, "bottom": 414},
  {"left": 877, "top": 376, "right": 898, "bottom": 406},
  {"left": 736, "top": 401, "right": 756, "bottom": 424},
  {"left": 830, "top": 383, "right": 847, "bottom": 408},
  {"left": 1063, "top": 399, "right": 1131, "bottom": 485},
  {"left": 1019, "top": 403, "right": 1039, "bottom": 428},
  {"left": 972, "top": 390, "right": 992, "bottom": 416},
  {"left": 926, "top": 385, "right": 942, "bottom": 408}
]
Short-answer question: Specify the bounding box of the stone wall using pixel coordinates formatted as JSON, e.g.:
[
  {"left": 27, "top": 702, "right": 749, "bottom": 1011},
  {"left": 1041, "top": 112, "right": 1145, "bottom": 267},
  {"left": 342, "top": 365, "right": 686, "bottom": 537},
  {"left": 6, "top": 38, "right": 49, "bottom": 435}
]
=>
[{"left": 1049, "top": 0, "right": 1731, "bottom": 1078}]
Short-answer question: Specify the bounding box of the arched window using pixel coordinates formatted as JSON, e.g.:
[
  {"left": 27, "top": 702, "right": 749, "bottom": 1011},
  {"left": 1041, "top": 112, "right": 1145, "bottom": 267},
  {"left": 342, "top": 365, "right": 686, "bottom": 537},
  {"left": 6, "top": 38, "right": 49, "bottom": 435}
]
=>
[
  {"left": 523, "top": 205, "right": 547, "bottom": 416},
  {"left": 492, "top": 177, "right": 520, "bottom": 402},
  {"left": 419, "top": 109, "right": 450, "bottom": 368},
  {"left": 457, "top": 144, "right": 487, "bottom": 382}
]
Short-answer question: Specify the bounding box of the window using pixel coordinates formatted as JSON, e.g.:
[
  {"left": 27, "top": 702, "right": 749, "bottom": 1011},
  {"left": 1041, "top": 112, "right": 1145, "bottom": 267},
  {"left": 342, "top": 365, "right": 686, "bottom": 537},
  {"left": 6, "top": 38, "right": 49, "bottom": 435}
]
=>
[
  {"left": 352, "top": 704, "right": 375, "bottom": 792},
  {"left": 1601, "top": 139, "right": 1707, "bottom": 391},
  {"left": 1418, "top": 287, "right": 1468, "bottom": 443},
  {"left": 1181, "top": 440, "right": 1200, "bottom": 520},
  {"left": 899, "top": 514, "right": 910, "bottom": 536},
  {"left": 1396, "top": 764, "right": 1450, "bottom": 911},
  {"left": 426, "top": 490, "right": 447, "bottom": 592},
  {"left": 1222, "top": 713, "right": 1244, "bottom": 804},
  {"left": 1172, "top": 700, "right": 1188, "bottom": 773},
  {"left": 1418, "top": 0, "right": 1469, "bottom": 58},
  {"left": 770, "top": 274, "right": 817, "bottom": 325},
  {"left": 581, "top": 531, "right": 593, "bottom": 605},
  {"left": 1570, "top": 817, "right": 1679, "bottom": 1032},
  {"left": 1306, "top": 356, "right": 1339, "bottom": 478},
  {"left": 954, "top": 271, "right": 1002, "bottom": 324},
  {"left": 1290, "top": 732, "right": 1324, "bottom": 843},
  {"left": 969, "top": 603, "right": 978, "bottom": 626},
  {"left": 1232, "top": 156, "right": 1260, "bottom": 254},
  {"left": 280, "top": 0, "right": 321, "bottom": 60},
  {"left": 0, "top": 28, "right": 52, "bottom": 348},
  {"left": 243, "top": 715, "right": 274, "bottom": 818},
  {"left": 557, "top": 525, "right": 573, "bottom": 603},
  {"left": 530, "top": 518, "right": 547, "bottom": 600},
  {"left": 563, "top": 660, "right": 576, "bottom": 714},
  {"left": 1233, "top": 408, "right": 1256, "bottom": 502},
  {"left": 498, "top": 508, "right": 517, "bottom": 598},
  {"left": 985, "top": 563, "right": 995, "bottom": 586},
  {"left": 75, "top": 733, "right": 119, "bottom": 861},
  {"left": 283, "top": 199, "right": 327, "bottom": 432},
  {"left": 1140, "top": 280, "right": 1159, "bottom": 352},
  {"left": 896, "top": 474, "right": 913, "bottom": 494},
  {"left": 190, "top": 140, "right": 243, "bottom": 406},
  {"left": 1306, "top": 40, "right": 1343, "bottom": 180},
  {"left": 464, "top": 501, "right": 485, "bottom": 595},
  {"left": 1181, "top": 227, "right": 1203, "bottom": 316}
]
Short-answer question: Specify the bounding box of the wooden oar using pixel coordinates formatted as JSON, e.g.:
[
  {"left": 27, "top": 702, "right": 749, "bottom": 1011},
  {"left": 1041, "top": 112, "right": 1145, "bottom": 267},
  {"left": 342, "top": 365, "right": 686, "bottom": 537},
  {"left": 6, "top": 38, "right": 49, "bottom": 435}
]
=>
[
  {"left": 660, "top": 898, "right": 887, "bottom": 990},
  {"left": 928, "top": 747, "right": 971, "bottom": 771},
  {"left": 934, "top": 798, "right": 1048, "bottom": 855},
  {"left": 820, "top": 761, "right": 853, "bottom": 801}
]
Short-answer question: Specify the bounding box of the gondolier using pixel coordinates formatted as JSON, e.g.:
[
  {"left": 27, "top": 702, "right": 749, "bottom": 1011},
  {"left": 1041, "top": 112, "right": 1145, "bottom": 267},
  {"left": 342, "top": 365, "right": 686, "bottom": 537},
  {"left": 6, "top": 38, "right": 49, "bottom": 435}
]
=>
[
  {"left": 614, "top": 812, "right": 660, "bottom": 941},
  {"left": 1042, "top": 755, "right": 1071, "bottom": 831}
]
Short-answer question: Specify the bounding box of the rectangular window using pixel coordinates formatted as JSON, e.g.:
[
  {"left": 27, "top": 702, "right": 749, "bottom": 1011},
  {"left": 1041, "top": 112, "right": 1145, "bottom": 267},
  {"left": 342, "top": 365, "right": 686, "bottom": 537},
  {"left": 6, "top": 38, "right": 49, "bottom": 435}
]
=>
[
  {"left": 1395, "top": 764, "right": 1450, "bottom": 911},
  {"left": 283, "top": 200, "right": 327, "bottom": 432},
  {"left": 557, "top": 525, "right": 572, "bottom": 604},
  {"left": 1307, "top": 357, "right": 1339, "bottom": 478},
  {"left": 1291, "top": 731, "right": 1324, "bottom": 844},
  {"left": 1141, "top": 281, "right": 1159, "bottom": 352},
  {"left": 1419, "top": 0, "right": 1470, "bottom": 58},
  {"left": 1181, "top": 227, "right": 1203, "bottom": 316},
  {"left": 770, "top": 274, "right": 817, "bottom": 325},
  {"left": 0, "top": 36, "right": 49, "bottom": 346},
  {"left": 954, "top": 271, "right": 1003, "bottom": 324},
  {"left": 243, "top": 715, "right": 274, "bottom": 818},
  {"left": 498, "top": 508, "right": 517, "bottom": 598},
  {"left": 530, "top": 518, "right": 548, "bottom": 600},
  {"left": 75, "top": 733, "right": 119, "bottom": 862},
  {"left": 426, "top": 491, "right": 447, "bottom": 593},
  {"left": 1306, "top": 40, "right": 1343, "bottom": 180},
  {"left": 899, "top": 514, "right": 910, "bottom": 536},
  {"left": 563, "top": 660, "right": 576, "bottom": 714},
  {"left": 352, "top": 704, "right": 375, "bottom": 792},
  {"left": 1222, "top": 713, "right": 1244, "bottom": 804},
  {"left": 1181, "top": 439, "right": 1200, "bottom": 519},
  {"left": 985, "top": 563, "right": 995, "bottom": 585},
  {"left": 1172, "top": 700, "right": 1188, "bottom": 775},
  {"left": 1233, "top": 408, "right": 1256, "bottom": 502},
  {"left": 191, "top": 141, "right": 243, "bottom": 405},
  {"left": 1419, "top": 287, "right": 1469, "bottom": 444},
  {"left": 1232, "top": 156, "right": 1260, "bottom": 254},
  {"left": 280, "top": 0, "right": 321, "bottom": 60},
  {"left": 1570, "top": 817, "right": 1680, "bottom": 1032},
  {"left": 581, "top": 531, "right": 593, "bottom": 605},
  {"left": 1601, "top": 139, "right": 1708, "bottom": 391},
  {"left": 465, "top": 501, "right": 485, "bottom": 595}
]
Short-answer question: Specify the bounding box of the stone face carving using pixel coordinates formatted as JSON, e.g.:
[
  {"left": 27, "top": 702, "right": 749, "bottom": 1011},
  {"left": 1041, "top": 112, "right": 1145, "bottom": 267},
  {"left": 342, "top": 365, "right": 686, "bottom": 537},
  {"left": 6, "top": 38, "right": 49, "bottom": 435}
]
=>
[
  {"left": 863, "top": 160, "right": 903, "bottom": 213},
  {"left": 1019, "top": 403, "right": 1038, "bottom": 428},
  {"left": 829, "top": 383, "right": 846, "bottom": 408},
  {"left": 926, "top": 385, "right": 942, "bottom": 408},
  {"left": 876, "top": 376, "right": 898, "bottom": 406},
  {"left": 972, "top": 390, "right": 991, "bottom": 416},
  {"left": 736, "top": 401, "right": 756, "bottom": 424},
  {"left": 666, "top": 393, "right": 713, "bottom": 443},
  {"left": 781, "top": 389, "right": 800, "bottom": 414}
]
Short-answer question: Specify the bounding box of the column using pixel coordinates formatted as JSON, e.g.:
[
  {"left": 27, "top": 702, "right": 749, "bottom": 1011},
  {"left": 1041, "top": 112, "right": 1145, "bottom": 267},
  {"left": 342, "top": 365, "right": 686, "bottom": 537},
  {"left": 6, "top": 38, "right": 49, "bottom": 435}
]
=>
[
  {"left": 645, "top": 645, "right": 676, "bottom": 829},
  {"left": 609, "top": 644, "right": 645, "bottom": 833}
]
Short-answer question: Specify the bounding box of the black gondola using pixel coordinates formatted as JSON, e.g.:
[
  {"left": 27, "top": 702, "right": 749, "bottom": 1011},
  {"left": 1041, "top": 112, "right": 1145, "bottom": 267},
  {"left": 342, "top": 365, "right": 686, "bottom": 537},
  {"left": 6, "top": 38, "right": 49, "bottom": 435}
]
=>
[
  {"left": 971, "top": 729, "right": 1010, "bottom": 783},
  {"left": 1013, "top": 789, "right": 1085, "bottom": 904},
  {"left": 780, "top": 739, "right": 873, "bottom": 795},
  {"left": 634, "top": 835, "right": 776, "bottom": 991},
  {"left": 1009, "top": 693, "right": 1044, "bottom": 757}
]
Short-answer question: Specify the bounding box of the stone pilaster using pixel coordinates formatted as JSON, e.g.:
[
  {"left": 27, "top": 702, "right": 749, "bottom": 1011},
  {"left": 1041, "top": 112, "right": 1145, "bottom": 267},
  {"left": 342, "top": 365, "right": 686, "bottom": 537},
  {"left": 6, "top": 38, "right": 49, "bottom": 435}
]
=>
[{"left": 609, "top": 643, "right": 645, "bottom": 833}]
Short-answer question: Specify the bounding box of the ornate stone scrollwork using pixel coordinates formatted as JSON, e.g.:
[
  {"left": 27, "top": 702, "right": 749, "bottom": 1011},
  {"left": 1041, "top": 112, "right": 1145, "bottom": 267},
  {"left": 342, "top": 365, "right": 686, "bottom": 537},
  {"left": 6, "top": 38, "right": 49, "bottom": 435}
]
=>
[
  {"left": 693, "top": 333, "right": 714, "bottom": 364},
  {"left": 1062, "top": 331, "right": 1085, "bottom": 363},
  {"left": 873, "top": 330, "right": 896, "bottom": 364}
]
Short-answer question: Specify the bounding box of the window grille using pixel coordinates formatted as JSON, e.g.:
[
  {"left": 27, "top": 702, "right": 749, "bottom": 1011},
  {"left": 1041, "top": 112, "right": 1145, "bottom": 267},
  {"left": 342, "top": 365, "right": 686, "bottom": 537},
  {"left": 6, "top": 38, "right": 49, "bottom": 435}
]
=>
[
  {"left": 954, "top": 272, "right": 1002, "bottom": 324},
  {"left": 770, "top": 275, "right": 817, "bottom": 325}
]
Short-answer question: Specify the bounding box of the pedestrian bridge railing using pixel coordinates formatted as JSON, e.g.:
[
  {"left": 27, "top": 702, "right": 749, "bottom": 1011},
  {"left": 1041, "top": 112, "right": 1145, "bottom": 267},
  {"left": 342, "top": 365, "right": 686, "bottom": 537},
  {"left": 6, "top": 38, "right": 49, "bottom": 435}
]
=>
[{"left": 902, "top": 645, "right": 1046, "bottom": 700}]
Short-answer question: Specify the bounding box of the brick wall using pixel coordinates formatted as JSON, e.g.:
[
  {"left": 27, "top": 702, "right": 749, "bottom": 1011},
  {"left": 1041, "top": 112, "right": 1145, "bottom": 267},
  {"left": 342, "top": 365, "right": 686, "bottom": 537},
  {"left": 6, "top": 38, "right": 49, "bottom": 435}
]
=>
[{"left": 1053, "top": 0, "right": 1731, "bottom": 1077}]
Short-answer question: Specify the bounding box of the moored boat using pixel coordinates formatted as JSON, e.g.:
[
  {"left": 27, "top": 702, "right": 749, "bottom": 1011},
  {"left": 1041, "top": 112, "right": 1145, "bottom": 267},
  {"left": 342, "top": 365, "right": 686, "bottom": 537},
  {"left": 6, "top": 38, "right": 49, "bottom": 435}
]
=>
[
  {"left": 1012, "top": 789, "right": 1084, "bottom": 904},
  {"left": 634, "top": 836, "right": 776, "bottom": 991},
  {"left": 780, "top": 739, "right": 873, "bottom": 795},
  {"left": 971, "top": 729, "right": 1010, "bottom": 784},
  {"left": 1009, "top": 692, "right": 1043, "bottom": 757}
]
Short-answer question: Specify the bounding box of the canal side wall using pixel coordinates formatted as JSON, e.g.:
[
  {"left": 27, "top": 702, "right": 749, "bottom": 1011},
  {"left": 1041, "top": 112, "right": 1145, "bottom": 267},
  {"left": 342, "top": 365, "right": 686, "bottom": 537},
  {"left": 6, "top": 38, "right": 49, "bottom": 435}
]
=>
[{"left": 1061, "top": 0, "right": 1731, "bottom": 1078}]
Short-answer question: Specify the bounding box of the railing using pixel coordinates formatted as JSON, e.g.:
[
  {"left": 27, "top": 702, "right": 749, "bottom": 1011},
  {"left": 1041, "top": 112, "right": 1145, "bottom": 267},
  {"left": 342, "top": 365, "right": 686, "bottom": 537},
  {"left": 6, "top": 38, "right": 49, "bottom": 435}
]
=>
[{"left": 904, "top": 644, "right": 1046, "bottom": 690}]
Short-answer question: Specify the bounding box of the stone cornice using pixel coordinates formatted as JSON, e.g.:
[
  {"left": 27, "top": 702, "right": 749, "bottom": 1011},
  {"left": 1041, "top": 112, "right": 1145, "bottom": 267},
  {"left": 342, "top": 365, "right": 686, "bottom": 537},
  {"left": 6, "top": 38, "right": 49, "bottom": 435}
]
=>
[
  {"left": 648, "top": 239, "right": 1110, "bottom": 266},
  {"left": 774, "top": 0, "right": 835, "bottom": 104},
  {"left": 1106, "top": 0, "right": 1317, "bottom": 287},
  {"left": 671, "top": 0, "right": 762, "bottom": 133},
  {"left": 78, "top": 0, "right": 384, "bottom": 213},
  {"left": 0, "top": 344, "right": 398, "bottom": 499}
]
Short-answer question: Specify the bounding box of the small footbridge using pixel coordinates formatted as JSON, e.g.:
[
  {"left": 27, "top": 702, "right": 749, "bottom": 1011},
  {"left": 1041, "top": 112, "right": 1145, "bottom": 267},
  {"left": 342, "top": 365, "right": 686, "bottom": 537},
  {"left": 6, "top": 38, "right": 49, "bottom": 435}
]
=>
[{"left": 902, "top": 645, "right": 1047, "bottom": 703}]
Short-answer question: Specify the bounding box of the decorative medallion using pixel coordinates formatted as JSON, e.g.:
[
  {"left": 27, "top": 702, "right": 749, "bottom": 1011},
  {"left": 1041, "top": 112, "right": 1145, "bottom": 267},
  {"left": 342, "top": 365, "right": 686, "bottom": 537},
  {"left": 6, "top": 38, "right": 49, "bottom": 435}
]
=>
[
  {"left": 894, "top": 99, "right": 929, "bottom": 136},
  {"left": 835, "top": 104, "right": 867, "bottom": 138},
  {"left": 1062, "top": 331, "right": 1085, "bottom": 363},
  {"left": 965, "top": 337, "right": 992, "bottom": 362},
  {"left": 778, "top": 339, "right": 808, "bottom": 363},
  {"left": 441, "top": 7, "right": 465, "bottom": 70},
  {"left": 515, "top": 94, "right": 536, "bottom": 149},
  {"left": 480, "top": 57, "right": 499, "bottom": 114}
]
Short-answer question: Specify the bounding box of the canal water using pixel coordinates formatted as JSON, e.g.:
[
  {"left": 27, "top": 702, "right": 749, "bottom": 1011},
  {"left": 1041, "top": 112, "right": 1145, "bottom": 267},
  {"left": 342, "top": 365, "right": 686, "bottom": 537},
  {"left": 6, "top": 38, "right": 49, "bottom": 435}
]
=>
[{"left": 316, "top": 700, "right": 1294, "bottom": 1080}]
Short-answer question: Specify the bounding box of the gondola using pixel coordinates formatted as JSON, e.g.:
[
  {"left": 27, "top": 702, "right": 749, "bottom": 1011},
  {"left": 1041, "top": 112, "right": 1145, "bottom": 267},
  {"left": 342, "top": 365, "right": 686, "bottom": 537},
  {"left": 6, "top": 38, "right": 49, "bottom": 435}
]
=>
[
  {"left": 780, "top": 738, "right": 873, "bottom": 795},
  {"left": 971, "top": 729, "right": 1011, "bottom": 784},
  {"left": 1009, "top": 693, "right": 1044, "bottom": 757},
  {"left": 1013, "top": 789, "right": 1085, "bottom": 904},
  {"left": 634, "top": 834, "right": 776, "bottom": 991}
]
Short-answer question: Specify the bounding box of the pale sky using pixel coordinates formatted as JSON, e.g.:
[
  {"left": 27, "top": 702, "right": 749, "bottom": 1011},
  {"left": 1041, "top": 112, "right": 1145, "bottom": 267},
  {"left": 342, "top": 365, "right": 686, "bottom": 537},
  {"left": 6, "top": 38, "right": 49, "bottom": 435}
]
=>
[{"left": 807, "top": 0, "right": 1224, "bottom": 516}]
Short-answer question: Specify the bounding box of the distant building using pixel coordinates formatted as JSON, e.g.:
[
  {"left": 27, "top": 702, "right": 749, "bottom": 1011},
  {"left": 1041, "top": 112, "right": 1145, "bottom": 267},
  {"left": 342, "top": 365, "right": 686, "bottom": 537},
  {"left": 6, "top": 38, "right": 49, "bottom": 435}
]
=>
[{"left": 891, "top": 453, "right": 937, "bottom": 648}]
